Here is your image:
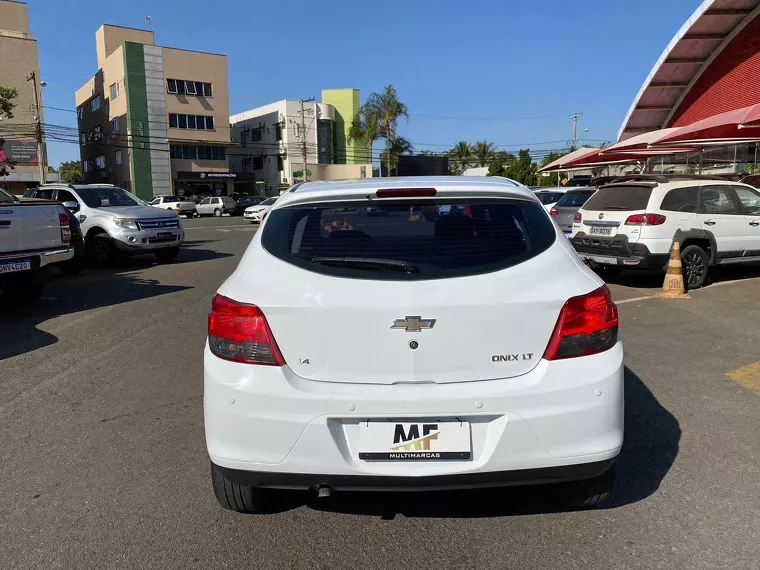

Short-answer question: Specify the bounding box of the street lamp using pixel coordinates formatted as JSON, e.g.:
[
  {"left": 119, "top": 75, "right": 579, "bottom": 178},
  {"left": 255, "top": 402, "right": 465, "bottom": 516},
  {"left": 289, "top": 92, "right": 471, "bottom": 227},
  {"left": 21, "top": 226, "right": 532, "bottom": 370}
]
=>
[{"left": 576, "top": 128, "right": 589, "bottom": 147}]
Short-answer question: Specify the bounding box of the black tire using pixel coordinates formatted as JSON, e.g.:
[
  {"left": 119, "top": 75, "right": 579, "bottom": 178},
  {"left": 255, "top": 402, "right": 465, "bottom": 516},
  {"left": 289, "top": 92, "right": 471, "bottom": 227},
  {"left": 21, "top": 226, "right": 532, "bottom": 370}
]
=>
[
  {"left": 680, "top": 244, "right": 709, "bottom": 289},
  {"left": 214, "top": 208, "right": 222, "bottom": 217},
  {"left": 211, "top": 462, "right": 265, "bottom": 514},
  {"left": 87, "top": 235, "right": 118, "bottom": 268},
  {"left": 154, "top": 246, "right": 180, "bottom": 263},
  {"left": 554, "top": 465, "right": 615, "bottom": 508}
]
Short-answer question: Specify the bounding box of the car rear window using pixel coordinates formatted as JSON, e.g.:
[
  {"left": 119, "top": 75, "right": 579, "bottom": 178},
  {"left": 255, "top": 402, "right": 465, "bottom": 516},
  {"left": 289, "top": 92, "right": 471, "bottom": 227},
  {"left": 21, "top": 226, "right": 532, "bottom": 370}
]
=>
[
  {"left": 536, "top": 192, "right": 564, "bottom": 205},
  {"left": 555, "top": 191, "right": 595, "bottom": 208},
  {"left": 581, "top": 185, "right": 653, "bottom": 211},
  {"left": 261, "top": 199, "right": 556, "bottom": 281}
]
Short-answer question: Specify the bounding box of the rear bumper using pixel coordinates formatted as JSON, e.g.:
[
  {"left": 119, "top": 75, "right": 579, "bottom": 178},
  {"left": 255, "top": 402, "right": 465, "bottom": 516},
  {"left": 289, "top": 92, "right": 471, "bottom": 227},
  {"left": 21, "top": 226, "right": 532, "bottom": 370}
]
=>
[
  {"left": 0, "top": 247, "right": 75, "bottom": 269},
  {"left": 572, "top": 233, "right": 668, "bottom": 269},
  {"left": 204, "top": 342, "right": 624, "bottom": 484},
  {"left": 214, "top": 459, "right": 616, "bottom": 491}
]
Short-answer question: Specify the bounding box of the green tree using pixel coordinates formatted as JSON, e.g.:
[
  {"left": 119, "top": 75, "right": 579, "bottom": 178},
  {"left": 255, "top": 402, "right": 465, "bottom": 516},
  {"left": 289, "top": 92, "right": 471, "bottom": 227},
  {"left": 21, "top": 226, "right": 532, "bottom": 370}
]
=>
[
  {"left": 448, "top": 141, "right": 472, "bottom": 175},
  {"left": 347, "top": 106, "right": 381, "bottom": 164},
  {"left": 379, "top": 136, "right": 414, "bottom": 176},
  {"left": 0, "top": 86, "right": 19, "bottom": 178},
  {"left": 472, "top": 140, "right": 496, "bottom": 167},
  {"left": 58, "top": 160, "right": 84, "bottom": 184},
  {"left": 505, "top": 149, "right": 538, "bottom": 185},
  {"left": 487, "top": 150, "right": 517, "bottom": 176},
  {"left": 537, "top": 151, "right": 562, "bottom": 187},
  {"left": 363, "top": 85, "right": 409, "bottom": 175}
]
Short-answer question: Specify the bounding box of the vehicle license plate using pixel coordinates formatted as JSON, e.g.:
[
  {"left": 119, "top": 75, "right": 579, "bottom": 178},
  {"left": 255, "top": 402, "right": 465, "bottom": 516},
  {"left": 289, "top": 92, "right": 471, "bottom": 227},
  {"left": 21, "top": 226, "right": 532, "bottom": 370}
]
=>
[
  {"left": 589, "top": 226, "right": 613, "bottom": 236},
  {"left": 589, "top": 255, "right": 618, "bottom": 265},
  {"left": 157, "top": 232, "right": 173, "bottom": 239},
  {"left": 0, "top": 259, "right": 31, "bottom": 273},
  {"left": 359, "top": 421, "right": 471, "bottom": 461}
]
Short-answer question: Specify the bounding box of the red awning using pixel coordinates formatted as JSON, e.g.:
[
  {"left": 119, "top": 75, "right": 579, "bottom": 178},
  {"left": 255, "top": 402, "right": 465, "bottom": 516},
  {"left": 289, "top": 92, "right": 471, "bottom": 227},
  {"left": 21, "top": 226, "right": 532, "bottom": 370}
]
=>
[
  {"left": 656, "top": 104, "right": 760, "bottom": 145},
  {"left": 602, "top": 128, "right": 682, "bottom": 153},
  {"left": 537, "top": 147, "right": 602, "bottom": 172}
]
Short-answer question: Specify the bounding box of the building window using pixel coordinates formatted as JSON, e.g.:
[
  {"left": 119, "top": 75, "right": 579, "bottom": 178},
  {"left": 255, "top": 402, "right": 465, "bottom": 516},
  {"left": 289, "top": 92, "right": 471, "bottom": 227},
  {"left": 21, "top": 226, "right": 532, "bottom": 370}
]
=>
[
  {"left": 240, "top": 130, "right": 247, "bottom": 147},
  {"left": 166, "top": 78, "right": 212, "bottom": 97},
  {"left": 176, "top": 79, "right": 186, "bottom": 95},
  {"left": 275, "top": 122, "right": 282, "bottom": 141},
  {"left": 170, "top": 145, "right": 199, "bottom": 160},
  {"left": 198, "top": 146, "right": 226, "bottom": 161},
  {"left": 109, "top": 82, "right": 118, "bottom": 100},
  {"left": 202, "top": 82, "right": 212, "bottom": 97},
  {"left": 185, "top": 80, "right": 197, "bottom": 95},
  {"left": 253, "top": 156, "right": 264, "bottom": 170},
  {"left": 252, "top": 126, "right": 263, "bottom": 142},
  {"left": 167, "top": 79, "right": 178, "bottom": 94},
  {"left": 277, "top": 155, "right": 283, "bottom": 171},
  {"left": 95, "top": 155, "right": 106, "bottom": 169},
  {"left": 92, "top": 125, "right": 103, "bottom": 141},
  {"left": 168, "top": 113, "right": 214, "bottom": 130},
  {"left": 77, "top": 106, "right": 84, "bottom": 120},
  {"left": 112, "top": 118, "right": 120, "bottom": 134},
  {"left": 90, "top": 95, "right": 102, "bottom": 112},
  {"left": 115, "top": 150, "right": 122, "bottom": 165}
]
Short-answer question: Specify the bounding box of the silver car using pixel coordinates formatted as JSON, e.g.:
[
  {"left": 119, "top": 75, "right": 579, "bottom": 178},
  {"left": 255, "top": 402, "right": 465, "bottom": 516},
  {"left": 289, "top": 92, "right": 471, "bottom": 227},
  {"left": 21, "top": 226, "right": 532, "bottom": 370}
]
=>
[
  {"left": 197, "top": 196, "right": 236, "bottom": 217},
  {"left": 549, "top": 188, "right": 597, "bottom": 234}
]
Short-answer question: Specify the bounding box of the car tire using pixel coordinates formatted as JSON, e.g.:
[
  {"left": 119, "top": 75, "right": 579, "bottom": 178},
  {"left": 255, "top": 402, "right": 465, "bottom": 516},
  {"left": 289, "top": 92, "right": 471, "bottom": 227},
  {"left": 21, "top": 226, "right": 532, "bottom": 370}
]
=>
[
  {"left": 553, "top": 465, "right": 615, "bottom": 508},
  {"left": 88, "top": 235, "right": 118, "bottom": 268},
  {"left": 211, "top": 462, "right": 266, "bottom": 514},
  {"left": 680, "top": 244, "right": 709, "bottom": 289},
  {"left": 214, "top": 208, "right": 222, "bottom": 217},
  {"left": 154, "top": 246, "right": 180, "bottom": 263}
]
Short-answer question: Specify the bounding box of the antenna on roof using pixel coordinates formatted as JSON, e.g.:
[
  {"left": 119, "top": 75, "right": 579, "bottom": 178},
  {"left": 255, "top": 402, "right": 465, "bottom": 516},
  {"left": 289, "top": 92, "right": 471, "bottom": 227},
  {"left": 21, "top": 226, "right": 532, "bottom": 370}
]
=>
[{"left": 146, "top": 0, "right": 155, "bottom": 33}]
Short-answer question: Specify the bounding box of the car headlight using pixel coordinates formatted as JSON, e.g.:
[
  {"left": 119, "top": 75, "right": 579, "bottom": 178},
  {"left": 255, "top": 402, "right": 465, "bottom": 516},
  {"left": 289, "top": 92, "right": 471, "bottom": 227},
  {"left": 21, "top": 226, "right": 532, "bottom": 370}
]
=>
[{"left": 113, "top": 217, "right": 138, "bottom": 230}]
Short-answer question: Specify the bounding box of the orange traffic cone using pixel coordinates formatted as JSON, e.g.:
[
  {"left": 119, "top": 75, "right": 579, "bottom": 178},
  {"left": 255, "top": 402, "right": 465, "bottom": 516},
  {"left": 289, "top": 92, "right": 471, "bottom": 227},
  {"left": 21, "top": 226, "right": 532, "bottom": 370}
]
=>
[{"left": 657, "top": 241, "right": 690, "bottom": 299}]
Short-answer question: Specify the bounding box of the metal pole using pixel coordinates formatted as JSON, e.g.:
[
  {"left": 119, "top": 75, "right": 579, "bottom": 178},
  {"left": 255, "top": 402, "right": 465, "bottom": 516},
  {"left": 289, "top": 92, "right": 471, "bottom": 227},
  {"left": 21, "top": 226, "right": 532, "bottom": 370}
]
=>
[
  {"left": 298, "top": 98, "right": 314, "bottom": 181},
  {"left": 26, "top": 71, "right": 45, "bottom": 185},
  {"left": 699, "top": 149, "right": 703, "bottom": 174},
  {"left": 733, "top": 144, "right": 738, "bottom": 173}
]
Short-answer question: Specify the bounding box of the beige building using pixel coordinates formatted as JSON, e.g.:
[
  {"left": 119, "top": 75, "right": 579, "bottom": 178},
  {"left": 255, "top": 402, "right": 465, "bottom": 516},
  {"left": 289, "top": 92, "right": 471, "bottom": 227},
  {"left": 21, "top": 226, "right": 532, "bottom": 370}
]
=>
[
  {"left": 0, "top": 0, "right": 57, "bottom": 194},
  {"left": 75, "top": 24, "right": 234, "bottom": 201}
]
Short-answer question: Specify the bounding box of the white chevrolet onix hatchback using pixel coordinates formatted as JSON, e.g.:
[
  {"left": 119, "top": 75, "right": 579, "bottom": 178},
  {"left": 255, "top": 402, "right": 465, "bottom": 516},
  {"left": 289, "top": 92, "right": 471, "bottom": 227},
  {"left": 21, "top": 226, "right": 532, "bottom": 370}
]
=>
[{"left": 204, "top": 176, "right": 623, "bottom": 513}]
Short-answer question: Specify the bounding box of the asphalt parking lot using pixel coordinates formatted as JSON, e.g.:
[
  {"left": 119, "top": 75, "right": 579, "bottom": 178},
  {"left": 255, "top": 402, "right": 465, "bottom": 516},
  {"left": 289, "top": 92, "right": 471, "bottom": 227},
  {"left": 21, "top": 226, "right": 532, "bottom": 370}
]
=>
[{"left": 2, "top": 216, "right": 759, "bottom": 570}]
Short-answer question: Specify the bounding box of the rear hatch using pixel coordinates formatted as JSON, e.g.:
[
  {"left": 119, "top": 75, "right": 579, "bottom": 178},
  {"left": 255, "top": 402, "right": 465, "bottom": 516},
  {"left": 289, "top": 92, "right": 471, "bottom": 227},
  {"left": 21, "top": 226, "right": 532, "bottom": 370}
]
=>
[
  {"left": 0, "top": 200, "right": 64, "bottom": 254},
  {"left": 572, "top": 183, "right": 654, "bottom": 244},
  {"left": 551, "top": 189, "right": 596, "bottom": 233},
  {"left": 223, "top": 190, "right": 598, "bottom": 385}
]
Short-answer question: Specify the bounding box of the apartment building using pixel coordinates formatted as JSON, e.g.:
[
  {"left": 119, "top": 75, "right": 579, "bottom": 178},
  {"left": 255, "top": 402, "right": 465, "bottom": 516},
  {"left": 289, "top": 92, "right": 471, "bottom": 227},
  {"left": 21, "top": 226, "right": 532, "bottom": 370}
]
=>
[
  {"left": 0, "top": 0, "right": 57, "bottom": 194},
  {"left": 229, "top": 89, "right": 371, "bottom": 195},
  {"left": 75, "top": 25, "right": 234, "bottom": 201}
]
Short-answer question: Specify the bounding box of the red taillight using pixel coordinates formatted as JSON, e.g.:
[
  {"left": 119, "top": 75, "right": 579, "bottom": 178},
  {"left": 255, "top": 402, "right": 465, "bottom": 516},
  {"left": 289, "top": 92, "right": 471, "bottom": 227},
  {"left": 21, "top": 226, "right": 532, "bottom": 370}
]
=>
[
  {"left": 543, "top": 286, "right": 619, "bottom": 361},
  {"left": 550, "top": 208, "right": 559, "bottom": 216},
  {"left": 376, "top": 188, "right": 437, "bottom": 198},
  {"left": 175, "top": 203, "right": 181, "bottom": 209},
  {"left": 58, "top": 212, "right": 71, "bottom": 245},
  {"left": 573, "top": 212, "right": 582, "bottom": 223},
  {"left": 624, "top": 213, "right": 666, "bottom": 226},
  {"left": 207, "top": 294, "right": 285, "bottom": 366}
]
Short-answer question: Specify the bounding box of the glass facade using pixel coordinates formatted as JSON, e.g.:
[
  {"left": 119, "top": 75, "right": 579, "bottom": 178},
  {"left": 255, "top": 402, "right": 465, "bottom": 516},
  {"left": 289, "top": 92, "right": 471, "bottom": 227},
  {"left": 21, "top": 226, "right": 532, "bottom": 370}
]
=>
[{"left": 317, "top": 119, "right": 334, "bottom": 165}]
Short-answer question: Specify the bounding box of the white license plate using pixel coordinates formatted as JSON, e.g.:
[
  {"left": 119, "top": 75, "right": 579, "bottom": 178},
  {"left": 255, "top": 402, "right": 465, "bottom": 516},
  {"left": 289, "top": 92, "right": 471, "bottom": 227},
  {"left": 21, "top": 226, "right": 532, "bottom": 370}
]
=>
[
  {"left": 589, "top": 226, "right": 613, "bottom": 236},
  {"left": 359, "top": 421, "right": 471, "bottom": 461},
  {"left": 589, "top": 255, "right": 618, "bottom": 265},
  {"left": 0, "top": 259, "right": 31, "bottom": 274},
  {"left": 156, "top": 232, "right": 173, "bottom": 239}
]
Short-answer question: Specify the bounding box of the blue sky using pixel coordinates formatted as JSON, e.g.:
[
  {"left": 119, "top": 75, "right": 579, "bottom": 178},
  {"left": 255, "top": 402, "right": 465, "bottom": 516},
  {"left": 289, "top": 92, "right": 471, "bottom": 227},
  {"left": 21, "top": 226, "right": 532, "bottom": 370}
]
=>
[{"left": 28, "top": 0, "right": 698, "bottom": 167}]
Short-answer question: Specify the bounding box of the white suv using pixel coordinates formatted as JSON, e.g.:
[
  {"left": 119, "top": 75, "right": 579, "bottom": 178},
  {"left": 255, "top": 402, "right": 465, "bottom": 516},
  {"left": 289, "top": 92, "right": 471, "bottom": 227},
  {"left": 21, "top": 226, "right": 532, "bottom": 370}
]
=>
[
  {"left": 205, "top": 176, "right": 623, "bottom": 513},
  {"left": 570, "top": 176, "right": 760, "bottom": 289}
]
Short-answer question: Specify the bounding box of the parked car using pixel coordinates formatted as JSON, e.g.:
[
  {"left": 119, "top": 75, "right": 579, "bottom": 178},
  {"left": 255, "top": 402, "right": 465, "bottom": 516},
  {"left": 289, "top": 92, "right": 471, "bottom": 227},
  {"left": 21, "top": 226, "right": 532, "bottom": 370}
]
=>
[
  {"left": 197, "top": 196, "right": 236, "bottom": 217},
  {"left": 205, "top": 176, "right": 623, "bottom": 513},
  {"left": 570, "top": 175, "right": 760, "bottom": 288},
  {"left": 0, "top": 188, "right": 74, "bottom": 303},
  {"left": 243, "top": 196, "right": 277, "bottom": 223},
  {"left": 550, "top": 188, "right": 597, "bottom": 234},
  {"left": 533, "top": 188, "right": 568, "bottom": 211},
  {"left": 232, "top": 195, "right": 264, "bottom": 216},
  {"left": 59, "top": 207, "right": 86, "bottom": 275},
  {"left": 149, "top": 195, "right": 197, "bottom": 218},
  {"left": 27, "top": 184, "right": 184, "bottom": 266}
]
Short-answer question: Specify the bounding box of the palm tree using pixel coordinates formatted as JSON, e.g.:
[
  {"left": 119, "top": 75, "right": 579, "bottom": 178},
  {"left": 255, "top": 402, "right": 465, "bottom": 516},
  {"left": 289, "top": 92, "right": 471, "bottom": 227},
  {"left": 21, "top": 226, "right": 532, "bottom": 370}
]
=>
[
  {"left": 380, "top": 136, "right": 414, "bottom": 176},
  {"left": 448, "top": 141, "right": 472, "bottom": 174},
  {"left": 363, "top": 85, "right": 409, "bottom": 175},
  {"left": 472, "top": 140, "right": 497, "bottom": 167},
  {"left": 347, "top": 107, "right": 381, "bottom": 164}
]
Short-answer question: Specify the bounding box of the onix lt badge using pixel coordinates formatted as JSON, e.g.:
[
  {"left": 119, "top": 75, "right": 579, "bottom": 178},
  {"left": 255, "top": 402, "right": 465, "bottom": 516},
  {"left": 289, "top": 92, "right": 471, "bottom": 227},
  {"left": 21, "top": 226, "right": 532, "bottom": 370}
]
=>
[{"left": 390, "top": 316, "right": 436, "bottom": 332}]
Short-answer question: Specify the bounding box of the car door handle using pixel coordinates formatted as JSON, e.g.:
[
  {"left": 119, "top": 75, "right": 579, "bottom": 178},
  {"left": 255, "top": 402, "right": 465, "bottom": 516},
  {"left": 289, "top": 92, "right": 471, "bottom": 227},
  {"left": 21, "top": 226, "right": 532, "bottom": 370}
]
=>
[
  {"left": 703, "top": 220, "right": 717, "bottom": 226},
  {"left": 750, "top": 220, "right": 760, "bottom": 227}
]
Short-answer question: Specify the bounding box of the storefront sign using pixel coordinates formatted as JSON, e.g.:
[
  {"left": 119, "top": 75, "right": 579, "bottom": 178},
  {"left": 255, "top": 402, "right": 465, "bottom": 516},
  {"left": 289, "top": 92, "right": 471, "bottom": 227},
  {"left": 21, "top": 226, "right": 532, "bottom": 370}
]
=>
[
  {"left": 176, "top": 171, "right": 239, "bottom": 179},
  {"left": 0, "top": 141, "right": 38, "bottom": 164}
]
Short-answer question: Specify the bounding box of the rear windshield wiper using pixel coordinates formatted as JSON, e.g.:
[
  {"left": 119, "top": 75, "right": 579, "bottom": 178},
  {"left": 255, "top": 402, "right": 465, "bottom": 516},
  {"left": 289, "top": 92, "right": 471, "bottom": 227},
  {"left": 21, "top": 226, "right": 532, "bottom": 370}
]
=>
[
  {"left": 310, "top": 256, "right": 419, "bottom": 274},
  {"left": 602, "top": 206, "right": 634, "bottom": 210}
]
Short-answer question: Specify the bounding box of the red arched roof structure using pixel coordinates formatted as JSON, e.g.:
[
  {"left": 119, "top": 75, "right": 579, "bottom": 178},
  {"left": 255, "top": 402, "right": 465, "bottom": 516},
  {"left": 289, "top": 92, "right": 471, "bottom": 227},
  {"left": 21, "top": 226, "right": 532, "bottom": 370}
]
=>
[{"left": 618, "top": 0, "right": 760, "bottom": 141}]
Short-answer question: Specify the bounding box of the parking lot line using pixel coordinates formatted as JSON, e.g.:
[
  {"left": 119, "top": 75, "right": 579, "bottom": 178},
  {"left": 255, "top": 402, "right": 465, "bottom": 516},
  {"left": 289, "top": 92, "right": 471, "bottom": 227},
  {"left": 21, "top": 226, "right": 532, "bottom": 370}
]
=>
[
  {"left": 726, "top": 362, "right": 760, "bottom": 396},
  {"left": 615, "top": 295, "right": 656, "bottom": 305}
]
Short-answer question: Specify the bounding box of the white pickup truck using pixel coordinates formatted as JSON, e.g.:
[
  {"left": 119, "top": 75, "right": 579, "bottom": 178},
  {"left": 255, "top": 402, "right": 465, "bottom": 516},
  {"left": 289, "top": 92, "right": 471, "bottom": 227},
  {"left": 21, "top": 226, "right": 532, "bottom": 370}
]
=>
[
  {"left": 149, "top": 195, "right": 197, "bottom": 218},
  {"left": 0, "top": 188, "right": 74, "bottom": 304}
]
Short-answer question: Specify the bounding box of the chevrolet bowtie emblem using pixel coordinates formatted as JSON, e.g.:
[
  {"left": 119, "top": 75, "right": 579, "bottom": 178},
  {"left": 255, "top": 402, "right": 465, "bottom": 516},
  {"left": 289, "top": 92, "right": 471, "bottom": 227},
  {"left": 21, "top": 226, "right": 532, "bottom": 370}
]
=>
[{"left": 390, "top": 316, "right": 436, "bottom": 332}]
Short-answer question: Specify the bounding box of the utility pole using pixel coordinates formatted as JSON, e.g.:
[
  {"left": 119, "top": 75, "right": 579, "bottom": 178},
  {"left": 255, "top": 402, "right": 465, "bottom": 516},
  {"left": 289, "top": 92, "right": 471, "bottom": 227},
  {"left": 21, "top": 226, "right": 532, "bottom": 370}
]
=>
[
  {"left": 26, "top": 71, "right": 46, "bottom": 185},
  {"left": 570, "top": 112, "right": 583, "bottom": 151},
  {"left": 298, "top": 98, "right": 315, "bottom": 181}
]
